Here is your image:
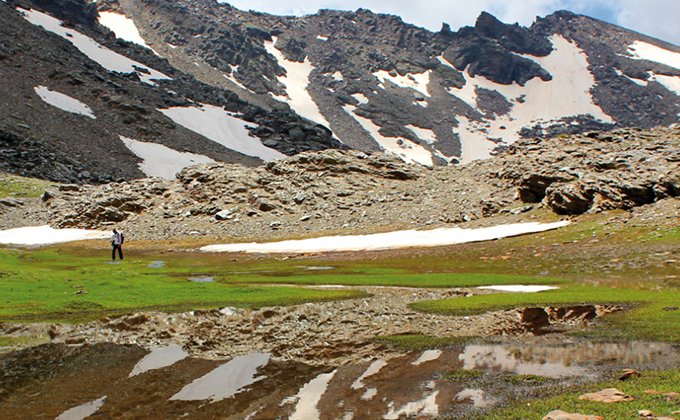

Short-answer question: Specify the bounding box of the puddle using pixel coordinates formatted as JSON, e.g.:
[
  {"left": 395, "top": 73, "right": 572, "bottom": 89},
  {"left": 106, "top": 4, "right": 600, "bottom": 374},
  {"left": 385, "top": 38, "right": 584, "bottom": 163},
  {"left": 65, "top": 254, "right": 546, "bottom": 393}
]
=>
[
  {"left": 170, "top": 352, "right": 270, "bottom": 402},
  {"left": 148, "top": 261, "right": 165, "bottom": 268},
  {"left": 188, "top": 276, "right": 215, "bottom": 283},
  {"left": 56, "top": 396, "right": 107, "bottom": 420},
  {"left": 478, "top": 285, "right": 559, "bottom": 293},
  {"left": 301, "top": 266, "right": 335, "bottom": 271},
  {"left": 2, "top": 340, "right": 677, "bottom": 419},
  {"left": 129, "top": 344, "right": 188, "bottom": 377}
]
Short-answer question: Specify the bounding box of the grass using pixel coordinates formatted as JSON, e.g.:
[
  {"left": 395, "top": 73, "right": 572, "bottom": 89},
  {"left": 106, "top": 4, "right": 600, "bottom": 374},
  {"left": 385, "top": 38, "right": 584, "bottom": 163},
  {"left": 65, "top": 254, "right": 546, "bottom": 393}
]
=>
[
  {"left": 0, "top": 248, "right": 366, "bottom": 322},
  {"left": 412, "top": 285, "right": 680, "bottom": 342},
  {"left": 0, "top": 173, "right": 56, "bottom": 199},
  {"left": 459, "top": 368, "right": 680, "bottom": 420}
]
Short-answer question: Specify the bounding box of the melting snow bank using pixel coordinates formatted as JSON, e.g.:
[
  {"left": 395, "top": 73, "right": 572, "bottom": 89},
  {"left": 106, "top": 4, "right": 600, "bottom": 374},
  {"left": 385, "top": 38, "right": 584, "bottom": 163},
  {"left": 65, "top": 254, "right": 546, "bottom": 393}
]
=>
[
  {"left": 201, "top": 221, "right": 570, "bottom": 254},
  {"left": 0, "top": 226, "right": 111, "bottom": 246},
  {"left": 34, "top": 86, "right": 96, "bottom": 119},
  {"left": 478, "top": 285, "right": 559, "bottom": 293}
]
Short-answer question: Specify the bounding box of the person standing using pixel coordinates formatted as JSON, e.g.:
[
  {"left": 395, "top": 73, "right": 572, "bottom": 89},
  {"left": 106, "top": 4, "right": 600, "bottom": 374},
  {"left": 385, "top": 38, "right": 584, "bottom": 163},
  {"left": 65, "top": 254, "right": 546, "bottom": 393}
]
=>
[{"left": 112, "top": 228, "right": 124, "bottom": 260}]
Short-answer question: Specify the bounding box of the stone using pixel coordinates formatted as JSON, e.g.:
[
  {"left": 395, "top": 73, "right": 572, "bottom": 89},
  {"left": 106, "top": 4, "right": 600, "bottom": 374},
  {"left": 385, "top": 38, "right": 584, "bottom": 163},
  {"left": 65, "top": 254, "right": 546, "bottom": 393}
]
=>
[
  {"left": 542, "top": 410, "right": 604, "bottom": 420},
  {"left": 215, "top": 210, "right": 232, "bottom": 220},
  {"left": 619, "top": 368, "right": 641, "bottom": 380},
  {"left": 578, "top": 388, "right": 634, "bottom": 403}
]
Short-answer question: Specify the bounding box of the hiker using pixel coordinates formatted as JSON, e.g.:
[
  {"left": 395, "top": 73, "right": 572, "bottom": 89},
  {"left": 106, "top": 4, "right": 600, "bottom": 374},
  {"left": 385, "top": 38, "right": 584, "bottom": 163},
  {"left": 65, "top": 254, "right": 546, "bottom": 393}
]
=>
[{"left": 112, "top": 228, "right": 124, "bottom": 260}]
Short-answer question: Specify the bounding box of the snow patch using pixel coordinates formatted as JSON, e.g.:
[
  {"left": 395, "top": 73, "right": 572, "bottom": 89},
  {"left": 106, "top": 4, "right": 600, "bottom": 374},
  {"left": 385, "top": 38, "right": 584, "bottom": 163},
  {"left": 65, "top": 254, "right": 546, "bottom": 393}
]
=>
[
  {"left": 649, "top": 72, "right": 680, "bottom": 95},
  {"left": 405, "top": 125, "right": 437, "bottom": 144},
  {"left": 443, "top": 35, "right": 613, "bottom": 163},
  {"left": 352, "top": 93, "right": 369, "bottom": 105},
  {"left": 201, "top": 221, "right": 570, "bottom": 254},
  {"left": 120, "top": 136, "right": 215, "bottom": 179},
  {"left": 477, "top": 285, "right": 559, "bottom": 293},
  {"left": 21, "top": 9, "right": 170, "bottom": 85},
  {"left": 34, "top": 86, "right": 96, "bottom": 119},
  {"left": 97, "top": 11, "right": 150, "bottom": 50},
  {"left": 158, "top": 104, "right": 285, "bottom": 160},
  {"left": 0, "top": 225, "right": 111, "bottom": 246},
  {"left": 264, "top": 37, "right": 331, "bottom": 129},
  {"left": 374, "top": 70, "right": 431, "bottom": 98},
  {"left": 626, "top": 40, "right": 680, "bottom": 70},
  {"left": 316, "top": 35, "right": 328, "bottom": 41},
  {"left": 343, "top": 105, "right": 433, "bottom": 166},
  {"left": 614, "top": 68, "right": 648, "bottom": 86}
]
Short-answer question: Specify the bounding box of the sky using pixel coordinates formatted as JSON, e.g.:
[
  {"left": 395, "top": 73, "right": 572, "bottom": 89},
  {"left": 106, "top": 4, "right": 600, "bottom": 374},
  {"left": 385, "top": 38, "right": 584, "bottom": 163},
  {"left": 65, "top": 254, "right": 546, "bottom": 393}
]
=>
[{"left": 220, "top": 0, "right": 680, "bottom": 46}]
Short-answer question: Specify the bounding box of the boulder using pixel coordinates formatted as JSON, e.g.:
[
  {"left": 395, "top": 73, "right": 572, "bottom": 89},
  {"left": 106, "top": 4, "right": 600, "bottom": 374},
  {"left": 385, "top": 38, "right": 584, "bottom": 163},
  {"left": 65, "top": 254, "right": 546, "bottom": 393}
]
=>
[{"left": 578, "top": 388, "right": 634, "bottom": 403}]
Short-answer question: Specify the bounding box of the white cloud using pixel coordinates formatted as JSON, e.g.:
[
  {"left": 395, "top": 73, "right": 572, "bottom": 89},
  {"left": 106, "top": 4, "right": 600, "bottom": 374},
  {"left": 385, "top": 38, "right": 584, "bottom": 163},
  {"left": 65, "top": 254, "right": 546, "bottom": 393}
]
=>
[{"left": 220, "top": 0, "right": 680, "bottom": 46}]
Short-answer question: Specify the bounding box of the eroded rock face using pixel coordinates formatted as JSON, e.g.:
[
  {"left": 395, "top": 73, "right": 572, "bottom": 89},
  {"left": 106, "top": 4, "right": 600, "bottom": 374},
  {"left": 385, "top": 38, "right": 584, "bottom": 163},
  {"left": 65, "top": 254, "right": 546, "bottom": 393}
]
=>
[{"left": 499, "top": 129, "right": 680, "bottom": 214}]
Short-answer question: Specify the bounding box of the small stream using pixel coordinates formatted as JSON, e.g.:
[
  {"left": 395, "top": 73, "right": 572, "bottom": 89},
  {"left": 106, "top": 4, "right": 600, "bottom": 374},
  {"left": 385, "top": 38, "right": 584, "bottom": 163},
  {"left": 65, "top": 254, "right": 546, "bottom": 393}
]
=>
[{"left": 1, "top": 339, "right": 677, "bottom": 419}]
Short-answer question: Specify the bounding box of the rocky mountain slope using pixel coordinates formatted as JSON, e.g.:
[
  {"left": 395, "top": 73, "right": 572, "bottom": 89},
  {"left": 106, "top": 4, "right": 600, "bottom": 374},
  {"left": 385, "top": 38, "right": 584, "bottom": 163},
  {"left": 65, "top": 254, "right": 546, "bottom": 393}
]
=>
[
  {"left": 1, "top": 0, "right": 680, "bottom": 186},
  {"left": 2, "top": 126, "right": 677, "bottom": 243}
]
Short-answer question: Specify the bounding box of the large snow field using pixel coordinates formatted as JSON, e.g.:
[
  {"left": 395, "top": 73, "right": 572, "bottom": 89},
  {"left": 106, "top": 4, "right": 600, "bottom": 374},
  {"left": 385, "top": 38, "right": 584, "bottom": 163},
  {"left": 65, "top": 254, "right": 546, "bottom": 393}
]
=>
[
  {"left": 0, "top": 225, "right": 111, "bottom": 246},
  {"left": 626, "top": 40, "right": 680, "bottom": 70},
  {"left": 21, "top": 8, "right": 170, "bottom": 85},
  {"left": 264, "top": 37, "right": 332, "bottom": 130},
  {"left": 201, "top": 221, "right": 570, "bottom": 254},
  {"left": 443, "top": 35, "right": 614, "bottom": 163},
  {"left": 120, "top": 136, "right": 216, "bottom": 179},
  {"left": 157, "top": 104, "right": 286, "bottom": 161},
  {"left": 34, "top": 86, "right": 96, "bottom": 119},
  {"left": 343, "top": 105, "right": 434, "bottom": 166}
]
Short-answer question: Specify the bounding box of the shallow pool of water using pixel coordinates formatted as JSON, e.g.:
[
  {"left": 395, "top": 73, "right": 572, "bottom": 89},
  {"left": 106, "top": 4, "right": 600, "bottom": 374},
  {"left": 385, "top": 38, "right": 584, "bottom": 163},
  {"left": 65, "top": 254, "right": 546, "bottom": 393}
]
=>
[{"left": 0, "top": 339, "right": 677, "bottom": 419}]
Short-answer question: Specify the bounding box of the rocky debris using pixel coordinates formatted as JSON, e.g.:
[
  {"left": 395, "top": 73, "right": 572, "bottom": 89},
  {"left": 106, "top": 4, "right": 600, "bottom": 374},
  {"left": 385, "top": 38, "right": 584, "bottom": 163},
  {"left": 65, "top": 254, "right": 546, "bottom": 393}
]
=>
[
  {"left": 2, "top": 126, "right": 678, "bottom": 242},
  {"left": 542, "top": 410, "right": 603, "bottom": 420},
  {"left": 578, "top": 388, "right": 634, "bottom": 403},
  {"left": 499, "top": 127, "right": 680, "bottom": 214}
]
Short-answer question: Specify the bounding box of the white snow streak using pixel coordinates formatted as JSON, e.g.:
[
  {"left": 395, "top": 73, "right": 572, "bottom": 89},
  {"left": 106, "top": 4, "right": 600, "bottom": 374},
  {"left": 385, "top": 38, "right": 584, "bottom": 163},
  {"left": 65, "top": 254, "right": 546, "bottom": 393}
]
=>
[
  {"left": 34, "top": 86, "right": 96, "bottom": 119},
  {"left": 264, "top": 37, "right": 331, "bottom": 129},
  {"left": 626, "top": 40, "right": 680, "bottom": 70},
  {"left": 97, "top": 11, "right": 150, "bottom": 49},
  {"left": 120, "top": 136, "right": 216, "bottom": 179},
  {"left": 56, "top": 396, "right": 107, "bottom": 420},
  {"left": 21, "top": 9, "right": 170, "bottom": 85},
  {"left": 405, "top": 124, "right": 437, "bottom": 144},
  {"left": 201, "top": 221, "right": 570, "bottom": 254},
  {"left": 158, "top": 104, "right": 285, "bottom": 161},
  {"left": 343, "top": 105, "right": 433, "bottom": 166},
  {"left": 477, "top": 285, "right": 559, "bottom": 293}
]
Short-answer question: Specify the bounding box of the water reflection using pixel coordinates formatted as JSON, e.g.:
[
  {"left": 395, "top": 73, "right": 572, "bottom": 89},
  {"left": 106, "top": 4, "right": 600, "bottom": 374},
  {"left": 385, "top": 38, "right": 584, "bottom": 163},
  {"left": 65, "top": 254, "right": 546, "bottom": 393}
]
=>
[
  {"left": 55, "top": 396, "right": 106, "bottom": 420},
  {"left": 1, "top": 340, "right": 677, "bottom": 420},
  {"left": 170, "top": 352, "right": 270, "bottom": 402},
  {"left": 129, "top": 344, "right": 188, "bottom": 377}
]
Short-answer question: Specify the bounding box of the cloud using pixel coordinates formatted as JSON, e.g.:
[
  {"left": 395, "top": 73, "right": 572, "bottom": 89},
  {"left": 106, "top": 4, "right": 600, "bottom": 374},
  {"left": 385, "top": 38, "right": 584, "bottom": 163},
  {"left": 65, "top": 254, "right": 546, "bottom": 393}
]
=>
[{"left": 220, "top": 0, "right": 680, "bottom": 45}]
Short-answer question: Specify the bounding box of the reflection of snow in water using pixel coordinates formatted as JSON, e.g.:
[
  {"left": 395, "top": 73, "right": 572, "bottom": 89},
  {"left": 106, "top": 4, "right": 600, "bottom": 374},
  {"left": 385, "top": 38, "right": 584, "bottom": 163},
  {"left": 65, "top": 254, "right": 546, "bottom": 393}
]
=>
[
  {"left": 170, "top": 353, "right": 270, "bottom": 402},
  {"left": 188, "top": 276, "right": 215, "bottom": 283},
  {"left": 459, "top": 345, "right": 586, "bottom": 377},
  {"left": 352, "top": 359, "right": 387, "bottom": 389},
  {"left": 202, "top": 221, "right": 570, "bottom": 254},
  {"left": 455, "top": 389, "right": 497, "bottom": 408},
  {"left": 129, "top": 344, "right": 188, "bottom": 377},
  {"left": 412, "top": 350, "right": 442, "bottom": 366},
  {"left": 285, "top": 370, "right": 337, "bottom": 420},
  {"left": 383, "top": 390, "right": 439, "bottom": 420},
  {"left": 361, "top": 388, "right": 378, "bottom": 400},
  {"left": 477, "top": 285, "right": 559, "bottom": 293},
  {"left": 34, "top": 86, "right": 96, "bottom": 119},
  {"left": 56, "top": 396, "right": 107, "bottom": 420}
]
